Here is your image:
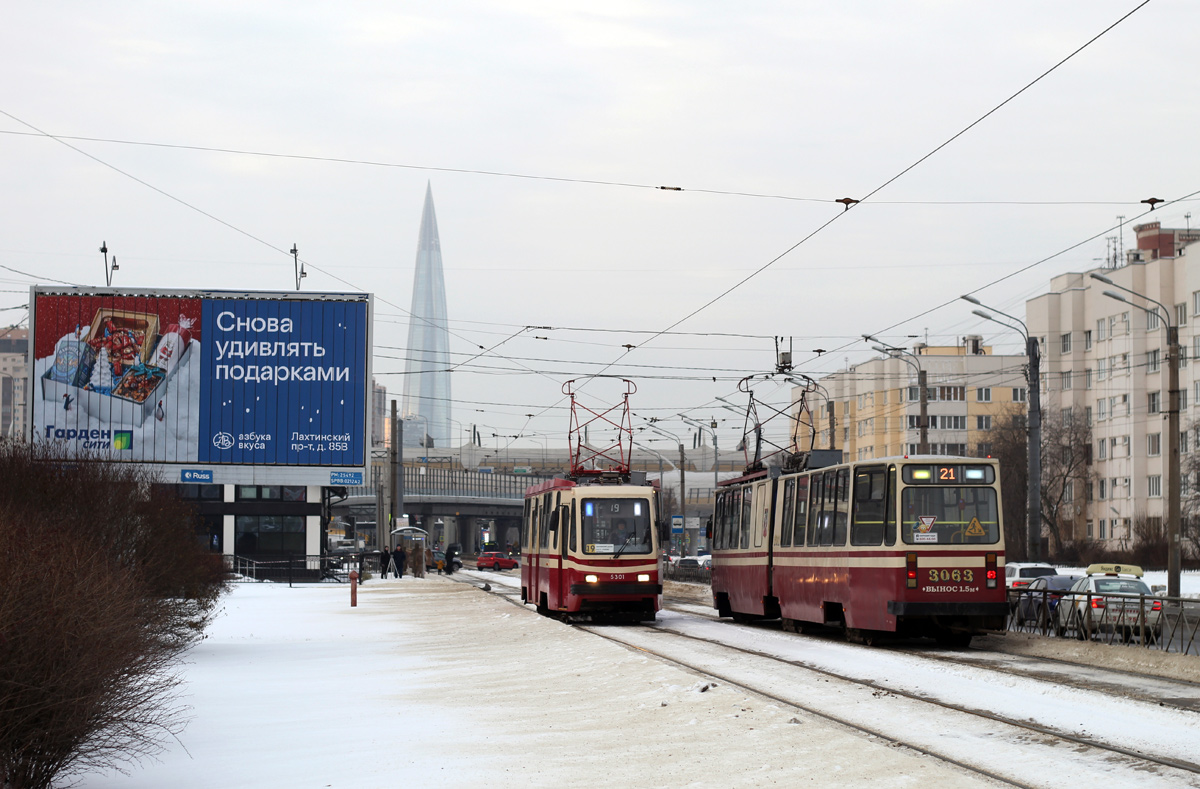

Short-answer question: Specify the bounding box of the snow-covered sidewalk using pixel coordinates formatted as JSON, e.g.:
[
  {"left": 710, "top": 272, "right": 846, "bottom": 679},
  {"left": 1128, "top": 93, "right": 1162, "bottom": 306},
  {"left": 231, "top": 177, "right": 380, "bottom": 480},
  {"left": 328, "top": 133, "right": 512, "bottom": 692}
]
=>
[{"left": 78, "top": 576, "right": 999, "bottom": 788}]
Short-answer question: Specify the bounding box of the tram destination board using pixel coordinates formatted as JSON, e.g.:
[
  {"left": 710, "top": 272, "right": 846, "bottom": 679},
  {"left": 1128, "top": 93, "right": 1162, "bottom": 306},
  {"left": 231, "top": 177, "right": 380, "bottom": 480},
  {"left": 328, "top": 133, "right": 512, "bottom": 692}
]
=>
[
  {"left": 902, "top": 464, "right": 995, "bottom": 485},
  {"left": 28, "top": 286, "right": 372, "bottom": 485}
]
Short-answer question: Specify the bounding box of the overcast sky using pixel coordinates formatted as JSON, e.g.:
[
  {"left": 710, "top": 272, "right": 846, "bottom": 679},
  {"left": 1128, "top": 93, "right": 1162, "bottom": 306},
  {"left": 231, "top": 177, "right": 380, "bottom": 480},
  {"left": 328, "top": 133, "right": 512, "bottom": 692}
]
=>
[{"left": 3, "top": 1, "right": 1197, "bottom": 455}]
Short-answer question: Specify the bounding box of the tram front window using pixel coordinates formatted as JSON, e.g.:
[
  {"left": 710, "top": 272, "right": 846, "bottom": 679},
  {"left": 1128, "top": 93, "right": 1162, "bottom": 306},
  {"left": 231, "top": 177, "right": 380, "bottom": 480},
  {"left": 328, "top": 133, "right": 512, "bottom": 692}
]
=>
[
  {"left": 901, "top": 487, "right": 1000, "bottom": 544},
  {"left": 581, "top": 498, "right": 653, "bottom": 555}
]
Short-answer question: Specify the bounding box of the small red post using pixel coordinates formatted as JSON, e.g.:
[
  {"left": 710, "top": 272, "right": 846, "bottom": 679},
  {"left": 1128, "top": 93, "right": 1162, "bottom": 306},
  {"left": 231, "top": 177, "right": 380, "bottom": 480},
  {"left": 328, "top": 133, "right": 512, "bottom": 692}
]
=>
[{"left": 349, "top": 570, "right": 358, "bottom": 607}]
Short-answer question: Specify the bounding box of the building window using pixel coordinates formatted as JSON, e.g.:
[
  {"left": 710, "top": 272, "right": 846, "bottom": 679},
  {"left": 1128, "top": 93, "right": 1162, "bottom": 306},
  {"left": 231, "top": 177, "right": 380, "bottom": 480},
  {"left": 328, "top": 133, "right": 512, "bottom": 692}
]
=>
[
  {"left": 1177, "top": 303, "right": 1187, "bottom": 327},
  {"left": 937, "top": 386, "right": 965, "bottom": 401},
  {"left": 234, "top": 515, "right": 307, "bottom": 555},
  {"left": 236, "top": 485, "right": 307, "bottom": 502},
  {"left": 1085, "top": 406, "right": 1093, "bottom": 426},
  {"left": 1085, "top": 369, "right": 1093, "bottom": 389},
  {"left": 1182, "top": 430, "right": 1190, "bottom": 454},
  {"left": 1122, "top": 312, "right": 1130, "bottom": 334},
  {"left": 1087, "top": 520, "right": 1094, "bottom": 538},
  {"left": 1096, "top": 398, "right": 1107, "bottom": 421},
  {"left": 1061, "top": 333, "right": 1072, "bottom": 353},
  {"left": 976, "top": 415, "right": 992, "bottom": 431},
  {"left": 907, "top": 386, "right": 920, "bottom": 402},
  {"left": 1149, "top": 391, "right": 1161, "bottom": 414},
  {"left": 1097, "top": 358, "right": 1107, "bottom": 380},
  {"left": 1182, "top": 388, "right": 1189, "bottom": 410},
  {"left": 1097, "top": 318, "right": 1108, "bottom": 341},
  {"left": 1099, "top": 479, "right": 1107, "bottom": 499},
  {"left": 1146, "top": 310, "right": 1161, "bottom": 331},
  {"left": 1099, "top": 519, "right": 1107, "bottom": 539},
  {"left": 1148, "top": 475, "right": 1162, "bottom": 498},
  {"left": 1060, "top": 371, "right": 1072, "bottom": 390},
  {"left": 1013, "top": 388, "right": 1027, "bottom": 403},
  {"left": 1193, "top": 290, "right": 1200, "bottom": 316},
  {"left": 976, "top": 387, "right": 991, "bottom": 403},
  {"left": 1084, "top": 330, "right": 1093, "bottom": 350},
  {"left": 1147, "top": 349, "right": 1161, "bottom": 373},
  {"left": 976, "top": 443, "right": 992, "bottom": 456},
  {"left": 1148, "top": 433, "right": 1161, "bottom": 456},
  {"left": 907, "top": 415, "right": 920, "bottom": 429},
  {"left": 1097, "top": 439, "right": 1108, "bottom": 460}
]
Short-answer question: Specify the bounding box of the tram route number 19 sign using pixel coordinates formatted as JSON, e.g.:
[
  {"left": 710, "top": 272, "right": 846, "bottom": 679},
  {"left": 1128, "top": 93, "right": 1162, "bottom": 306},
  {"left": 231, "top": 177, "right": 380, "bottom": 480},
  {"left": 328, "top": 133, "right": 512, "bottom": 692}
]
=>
[{"left": 31, "top": 288, "right": 370, "bottom": 469}]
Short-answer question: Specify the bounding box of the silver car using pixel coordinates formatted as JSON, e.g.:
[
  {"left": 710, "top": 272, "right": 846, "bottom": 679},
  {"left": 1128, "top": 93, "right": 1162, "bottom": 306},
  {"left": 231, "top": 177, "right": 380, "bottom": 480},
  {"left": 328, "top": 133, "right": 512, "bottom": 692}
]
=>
[{"left": 1060, "top": 563, "right": 1162, "bottom": 642}]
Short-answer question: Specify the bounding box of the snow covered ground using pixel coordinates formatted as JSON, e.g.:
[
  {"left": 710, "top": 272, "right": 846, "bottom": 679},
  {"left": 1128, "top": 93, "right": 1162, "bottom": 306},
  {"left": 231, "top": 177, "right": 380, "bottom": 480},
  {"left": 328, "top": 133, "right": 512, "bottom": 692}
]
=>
[{"left": 76, "top": 575, "right": 1025, "bottom": 789}]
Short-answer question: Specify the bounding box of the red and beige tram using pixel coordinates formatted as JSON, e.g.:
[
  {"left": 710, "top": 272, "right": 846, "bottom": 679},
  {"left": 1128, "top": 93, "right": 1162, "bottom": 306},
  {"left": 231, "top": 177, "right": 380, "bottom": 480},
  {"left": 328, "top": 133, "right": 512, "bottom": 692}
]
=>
[
  {"left": 520, "top": 473, "right": 664, "bottom": 621},
  {"left": 710, "top": 455, "right": 1008, "bottom": 645}
]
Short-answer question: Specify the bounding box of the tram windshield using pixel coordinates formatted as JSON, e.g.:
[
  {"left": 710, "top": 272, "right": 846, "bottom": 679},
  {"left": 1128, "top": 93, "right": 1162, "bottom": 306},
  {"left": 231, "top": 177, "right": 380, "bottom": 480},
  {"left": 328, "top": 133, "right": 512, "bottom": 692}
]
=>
[
  {"left": 581, "top": 498, "right": 653, "bottom": 555},
  {"left": 901, "top": 486, "right": 1000, "bottom": 545}
]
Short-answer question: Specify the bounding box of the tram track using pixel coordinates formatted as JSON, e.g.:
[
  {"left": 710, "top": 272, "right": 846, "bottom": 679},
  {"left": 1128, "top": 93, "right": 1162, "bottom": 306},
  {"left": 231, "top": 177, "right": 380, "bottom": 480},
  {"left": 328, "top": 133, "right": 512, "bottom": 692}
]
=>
[
  {"left": 662, "top": 593, "right": 1200, "bottom": 712},
  {"left": 461, "top": 576, "right": 1200, "bottom": 786},
  {"left": 581, "top": 614, "right": 1200, "bottom": 787}
]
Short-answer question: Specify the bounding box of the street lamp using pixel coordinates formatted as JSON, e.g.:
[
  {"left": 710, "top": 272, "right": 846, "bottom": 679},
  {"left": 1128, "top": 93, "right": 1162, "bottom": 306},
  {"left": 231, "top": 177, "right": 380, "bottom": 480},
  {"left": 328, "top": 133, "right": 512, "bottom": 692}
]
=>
[
  {"left": 961, "top": 295, "right": 1043, "bottom": 563},
  {"left": 865, "top": 335, "right": 929, "bottom": 455},
  {"left": 644, "top": 420, "right": 687, "bottom": 552},
  {"left": 1090, "top": 272, "right": 1182, "bottom": 598},
  {"left": 99, "top": 241, "right": 118, "bottom": 287},
  {"left": 681, "top": 415, "right": 720, "bottom": 495}
]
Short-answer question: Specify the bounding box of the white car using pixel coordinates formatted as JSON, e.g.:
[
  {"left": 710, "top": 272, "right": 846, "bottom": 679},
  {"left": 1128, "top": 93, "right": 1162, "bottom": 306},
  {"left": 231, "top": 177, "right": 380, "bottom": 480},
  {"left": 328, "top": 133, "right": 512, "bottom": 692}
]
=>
[
  {"left": 1004, "top": 562, "right": 1058, "bottom": 590},
  {"left": 1059, "top": 563, "right": 1162, "bottom": 642}
]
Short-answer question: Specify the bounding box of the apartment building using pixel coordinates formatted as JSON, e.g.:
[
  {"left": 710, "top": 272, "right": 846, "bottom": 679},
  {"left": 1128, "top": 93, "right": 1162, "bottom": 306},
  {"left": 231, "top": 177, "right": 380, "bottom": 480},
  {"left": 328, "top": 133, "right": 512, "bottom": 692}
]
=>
[
  {"left": 802, "top": 338, "right": 1028, "bottom": 462},
  {"left": 0, "top": 328, "right": 29, "bottom": 439},
  {"left": 1026, "top": 222, "right": 1200, "bottom": 549}
]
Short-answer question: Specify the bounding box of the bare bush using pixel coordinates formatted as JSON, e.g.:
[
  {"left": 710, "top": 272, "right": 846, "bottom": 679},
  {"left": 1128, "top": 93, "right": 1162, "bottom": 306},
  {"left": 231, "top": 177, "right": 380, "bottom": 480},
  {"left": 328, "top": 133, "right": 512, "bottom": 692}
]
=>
[{"left": 0, "top": 441, "right": 227, "bottom": 788}]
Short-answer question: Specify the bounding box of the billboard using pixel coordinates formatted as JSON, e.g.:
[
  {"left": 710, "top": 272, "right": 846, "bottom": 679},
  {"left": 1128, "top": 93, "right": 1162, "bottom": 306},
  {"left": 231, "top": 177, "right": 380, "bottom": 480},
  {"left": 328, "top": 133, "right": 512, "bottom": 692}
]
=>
[{"left": 30, "top": 288, "right": 371, "bottom": 484}]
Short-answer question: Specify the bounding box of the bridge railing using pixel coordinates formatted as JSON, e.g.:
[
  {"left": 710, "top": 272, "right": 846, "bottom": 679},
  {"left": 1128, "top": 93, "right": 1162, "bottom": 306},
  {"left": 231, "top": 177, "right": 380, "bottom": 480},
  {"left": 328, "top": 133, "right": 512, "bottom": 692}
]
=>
[{"left": 343, "top": 468, "right": 554, "bottom": 500}]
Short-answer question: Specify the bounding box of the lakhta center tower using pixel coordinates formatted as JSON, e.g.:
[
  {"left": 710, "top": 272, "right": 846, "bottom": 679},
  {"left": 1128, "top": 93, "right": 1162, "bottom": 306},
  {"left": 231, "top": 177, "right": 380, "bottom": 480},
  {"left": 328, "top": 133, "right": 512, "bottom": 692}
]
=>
[{"left": 400, "top": 183, "right": 451, "bottom": 448}]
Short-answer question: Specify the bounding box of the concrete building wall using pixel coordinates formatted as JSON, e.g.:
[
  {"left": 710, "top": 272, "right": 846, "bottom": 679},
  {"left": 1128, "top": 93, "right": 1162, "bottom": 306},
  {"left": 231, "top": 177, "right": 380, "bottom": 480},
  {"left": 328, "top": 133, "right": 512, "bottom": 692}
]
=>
[{"left": 1026, "top": 228, "right": 1200, "bottom": 548}]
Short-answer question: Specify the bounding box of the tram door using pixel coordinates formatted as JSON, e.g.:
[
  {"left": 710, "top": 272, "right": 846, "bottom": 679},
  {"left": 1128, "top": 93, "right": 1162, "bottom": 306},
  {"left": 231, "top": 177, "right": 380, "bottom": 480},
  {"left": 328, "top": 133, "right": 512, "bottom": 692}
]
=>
[{"left": 553, "top": 492, "right": 567, "bottom": 608}]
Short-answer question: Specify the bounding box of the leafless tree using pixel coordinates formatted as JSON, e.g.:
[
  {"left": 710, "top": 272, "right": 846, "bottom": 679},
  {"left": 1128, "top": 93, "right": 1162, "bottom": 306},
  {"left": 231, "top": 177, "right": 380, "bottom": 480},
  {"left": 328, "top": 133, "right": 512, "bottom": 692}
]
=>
[
  {"left": 0, "top": 441, "right": 227, "bottom": 788},
  {"left": 986, "top": 406, "right": 1093, "bottom": 559}
]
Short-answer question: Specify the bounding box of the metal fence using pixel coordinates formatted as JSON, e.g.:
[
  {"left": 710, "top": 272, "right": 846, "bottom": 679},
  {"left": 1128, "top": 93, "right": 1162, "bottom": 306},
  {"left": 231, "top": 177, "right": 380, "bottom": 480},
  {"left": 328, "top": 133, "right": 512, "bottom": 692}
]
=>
[
  {"left": 1007, "top": 587, "right": 1200, "bottom": 655},
  {"left": 226, "top": 553, "right": 391, "bottom": 585},
  {"left": 344, "top": 468, "right": 553, "bottom": 501},
  {"left": 663, "top": 564, "right": 712, "bottom": 584}
]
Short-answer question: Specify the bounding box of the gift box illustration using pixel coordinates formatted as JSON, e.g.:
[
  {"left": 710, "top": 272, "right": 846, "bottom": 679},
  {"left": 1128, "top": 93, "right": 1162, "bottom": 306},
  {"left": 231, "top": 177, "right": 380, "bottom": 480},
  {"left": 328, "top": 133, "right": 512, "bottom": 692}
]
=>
[{"left": 40, "top": 309, "right": 192, "bottom": 427}]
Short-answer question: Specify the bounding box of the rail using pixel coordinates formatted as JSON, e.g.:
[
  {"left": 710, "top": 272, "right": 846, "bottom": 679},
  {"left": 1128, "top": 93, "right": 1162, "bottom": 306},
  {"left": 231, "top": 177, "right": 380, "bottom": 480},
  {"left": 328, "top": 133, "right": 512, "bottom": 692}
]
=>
[{"left": 1007, "top": 587, "right": 1200, "bottom": 655}]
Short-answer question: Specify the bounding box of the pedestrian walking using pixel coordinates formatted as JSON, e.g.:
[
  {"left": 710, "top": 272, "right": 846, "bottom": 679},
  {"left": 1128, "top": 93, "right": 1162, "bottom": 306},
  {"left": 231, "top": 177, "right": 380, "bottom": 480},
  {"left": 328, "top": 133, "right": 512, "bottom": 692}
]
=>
[
  {"left": 393, "top": 544, "right": 407, "bottom": 579},
  {"left": 379, "top": 548, "right": 391, "bottom": 579}
]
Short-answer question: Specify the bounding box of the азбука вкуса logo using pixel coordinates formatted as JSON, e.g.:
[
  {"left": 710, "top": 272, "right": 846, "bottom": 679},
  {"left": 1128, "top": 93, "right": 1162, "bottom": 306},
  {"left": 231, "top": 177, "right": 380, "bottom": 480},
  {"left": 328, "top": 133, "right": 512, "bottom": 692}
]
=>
[{"left": 212, "top": 432, "right": 235, "bottom": 451}]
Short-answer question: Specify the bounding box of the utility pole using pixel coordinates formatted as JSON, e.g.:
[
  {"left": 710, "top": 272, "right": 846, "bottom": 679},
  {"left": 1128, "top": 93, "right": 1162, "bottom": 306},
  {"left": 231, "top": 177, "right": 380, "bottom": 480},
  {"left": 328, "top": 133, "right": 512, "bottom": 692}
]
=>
[
  {"left": 1167, "top": 321, "right": 1181, "bottom": 598},
  {"left": 389, "top": 400, "right": 400, "bottom": 545},
  {"left": 917, "top": 366, "right": 929, "bottom": 455},
  {"left": 827, "top": 401, "right": 836, "bottom": 451},
  {"left": 1026, "top": 335, "right": 1042, "bottom": 562}
]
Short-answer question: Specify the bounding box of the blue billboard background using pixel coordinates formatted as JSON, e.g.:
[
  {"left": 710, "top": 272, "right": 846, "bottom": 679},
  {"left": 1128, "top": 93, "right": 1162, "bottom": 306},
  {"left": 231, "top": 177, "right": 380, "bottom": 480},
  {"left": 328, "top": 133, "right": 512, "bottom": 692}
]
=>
[{"left": 198, "top": 299, "right": 368, "bottom": 466}]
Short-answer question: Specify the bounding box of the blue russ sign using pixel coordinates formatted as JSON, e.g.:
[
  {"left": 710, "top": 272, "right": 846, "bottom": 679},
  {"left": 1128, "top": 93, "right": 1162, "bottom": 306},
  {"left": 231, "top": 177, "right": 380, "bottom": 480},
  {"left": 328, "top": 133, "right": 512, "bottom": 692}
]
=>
[{"left": 181, "top": 468, "right": 214, "bottom": 483}]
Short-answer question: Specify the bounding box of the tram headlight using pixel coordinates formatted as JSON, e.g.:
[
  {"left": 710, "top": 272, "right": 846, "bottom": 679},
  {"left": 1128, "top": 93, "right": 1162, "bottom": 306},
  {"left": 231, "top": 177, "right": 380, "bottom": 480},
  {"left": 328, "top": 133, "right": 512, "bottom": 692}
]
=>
[
  {"left": 637, "top": 573, "right": 650, "bottom": 582},
  {"left": 585, "top": 574, "right": 598, "bottom": 583}
]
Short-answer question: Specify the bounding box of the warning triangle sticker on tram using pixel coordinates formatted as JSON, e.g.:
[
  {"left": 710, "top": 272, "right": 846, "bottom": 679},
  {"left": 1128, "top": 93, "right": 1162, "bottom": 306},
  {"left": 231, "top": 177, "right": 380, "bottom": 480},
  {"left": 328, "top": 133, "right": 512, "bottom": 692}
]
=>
[
  {"left": 917, "top": 516, "right": 936, "bottom": 533},
  {"left": 965, "top": 517, "right": 986, "bottom": 537}
]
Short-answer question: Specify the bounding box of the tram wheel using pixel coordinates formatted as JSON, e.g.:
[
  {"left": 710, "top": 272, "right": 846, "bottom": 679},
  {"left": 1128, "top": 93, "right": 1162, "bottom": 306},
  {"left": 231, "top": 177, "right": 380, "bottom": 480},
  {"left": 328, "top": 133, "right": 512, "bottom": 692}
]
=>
[
  {"left": 934, "top": 632, "right": 972, "bottom": 649},
  {"left": 731, "top": 612, "right": 754, "bottom": 624}
]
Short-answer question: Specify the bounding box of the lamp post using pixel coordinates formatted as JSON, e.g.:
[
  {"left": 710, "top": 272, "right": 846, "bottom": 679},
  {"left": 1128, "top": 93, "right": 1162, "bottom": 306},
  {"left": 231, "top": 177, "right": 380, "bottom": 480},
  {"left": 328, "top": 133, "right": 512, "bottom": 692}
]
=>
[
  {"left": 681, "top": 416, "right": 720, "bottom": 494},
  {"left": 645, "top": 420, "right": 686, "bottom": 553},
  {"left": 1090, "top": 273, "right": 1181, "bottom": 598},
  {"left": 864, "top": 335, "right": 928, "bottom": 455},
  {"left": 99, "top": 241, "right": 118, "bottom": 287},
  {"left": 961, "top": 296, "right": 1043, "bottom": 563}
]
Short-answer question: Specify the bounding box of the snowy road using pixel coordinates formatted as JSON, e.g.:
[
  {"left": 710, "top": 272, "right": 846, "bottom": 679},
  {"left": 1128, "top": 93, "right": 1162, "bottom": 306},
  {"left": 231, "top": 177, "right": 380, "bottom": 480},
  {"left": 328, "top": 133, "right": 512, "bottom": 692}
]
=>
[{"left": 464, "top": 568, "right": 1200, "bottom": 786}]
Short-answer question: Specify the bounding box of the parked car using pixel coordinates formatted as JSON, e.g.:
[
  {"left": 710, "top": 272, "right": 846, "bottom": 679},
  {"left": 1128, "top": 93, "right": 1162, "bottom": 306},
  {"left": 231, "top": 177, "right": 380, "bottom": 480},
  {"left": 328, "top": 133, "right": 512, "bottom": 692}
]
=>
[
  {"left": 662, "top": 554, "right": 680, "bottom": 568},
  {"left": 1013, "top": 574, "right": 1080, "bottom": 627},
  {"left": 677, "top": 556, "right": 710, "bottom": 571},
  {"left": 429, "top": 549, "right": 462, "bottom": 573},
  {"left": 476, "top": 551, "right": 518, "bottom": 571},
  {"left": 1059, "top": 563, "right": 1162, "bottom": 642},
  {"left": 1004, "top": 562, "right": 1058, "bottom": 590}
]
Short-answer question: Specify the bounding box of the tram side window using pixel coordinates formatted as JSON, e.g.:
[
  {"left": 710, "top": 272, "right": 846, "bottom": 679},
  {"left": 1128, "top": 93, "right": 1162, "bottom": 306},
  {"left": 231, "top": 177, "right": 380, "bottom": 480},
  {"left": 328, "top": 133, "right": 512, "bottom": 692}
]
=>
[
  {"left": 780, "top": 479, "right": 795, "bottom": 547},
  {"left": 569, "top": 500, "right": 577, "bottom": 552},
  {"left": 851, "top": 466, "right": 886, "bottom": 546},
  {"left": 523, "top": 500, "right": 532, "bottom": 551},
  {"left": 724, "top": 484, "right": 734, "bottom": 546},
  {"left": 807, "top": 473, "right": 824, "bottom": 546},
  {"left": 741, "top": 486, "right": 753, "bottom": 549},
  {"left": 794, "top": 476, "right": 809, "bottom": 546},
  {"left": 539, "top": 495, "right": 551, "bottom": 549},
  {"left": 833, "top": 468, "right": 850, "bottom": 545},
  {"left": 884, "top": 466, "right": 897, "bottom": 545}
]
